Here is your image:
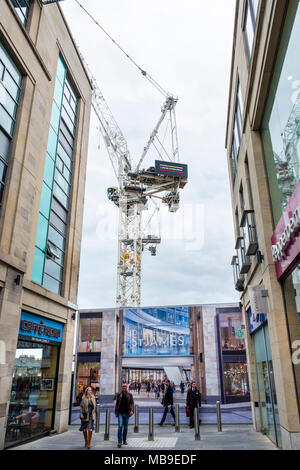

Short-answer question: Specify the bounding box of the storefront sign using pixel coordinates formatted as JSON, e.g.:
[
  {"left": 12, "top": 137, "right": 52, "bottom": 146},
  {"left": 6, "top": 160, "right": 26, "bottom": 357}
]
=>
[
  {"left": 271, "top": 179, "right": 300, "bottom": 279},
  {"left": 19, "top": 311, "right": 63, "bottom": 344},
  {"left": 247, "top": 307, "right": 267, "bottom": 335}
]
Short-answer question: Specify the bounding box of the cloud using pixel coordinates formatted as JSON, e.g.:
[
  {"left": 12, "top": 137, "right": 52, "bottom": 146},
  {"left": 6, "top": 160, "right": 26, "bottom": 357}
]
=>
[{"left": 61, "top": 0, "right": 238, "bottom": 309}]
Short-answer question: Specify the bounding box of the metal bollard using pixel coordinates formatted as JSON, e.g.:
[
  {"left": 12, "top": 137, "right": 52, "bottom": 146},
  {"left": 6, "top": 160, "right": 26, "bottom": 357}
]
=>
[
  {"left": 95, "top": 403, "right": 100, "bottom": 433},
  {"left": 194, "top": 407, "right": 200, "bottom": 440},
  {"left": 175, "top": 403, "right": 180, "bottom": 433},
  {"left": 134, "top": 404, "right": 139, "bottom": 433},
  {"left": 104, "top": 408, "right": 110, "bottom": 440},
  {"left": 148, "top": 408, "right": 154, "bottom": 441},
  {"left": 216, "top": 401, "right": 222, "bottom": 432}
]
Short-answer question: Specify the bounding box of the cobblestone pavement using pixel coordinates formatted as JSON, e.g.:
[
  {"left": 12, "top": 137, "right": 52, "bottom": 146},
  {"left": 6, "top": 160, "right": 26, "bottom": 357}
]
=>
[{"left": 10, "top": 424, "right": 277, "bottom": 451}]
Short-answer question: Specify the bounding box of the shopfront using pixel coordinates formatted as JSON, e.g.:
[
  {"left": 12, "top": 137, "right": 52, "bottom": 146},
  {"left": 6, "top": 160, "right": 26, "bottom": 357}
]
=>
[
  {"left": 261, "top": 0, "right": 300, "bottom": 428},
  {"left": 217, "top": 309, "right": 250, "bottom": 403},
  {"left": 5, "top": 312, "right": 63, "bottom": 448}
]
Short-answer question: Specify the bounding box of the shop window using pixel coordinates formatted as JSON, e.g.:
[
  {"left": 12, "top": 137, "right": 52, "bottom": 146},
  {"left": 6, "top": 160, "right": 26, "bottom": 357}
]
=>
[
  {"left": 5, "top": 340, "right": 59, "bottom": 448},
  {"left": 224, "top": 363, "right": 249, "bottom": 398},
  {"left": 78, "top": 317, "right": 102, "bottom": 353},
  {"left": 75, "top": 363, "right": 100, "bottom": 400},
  {"left": 240, "top": 209, "right": 258, "bottom": 256},
  {"left": 262, "top": 2, "right": 300, "bottom": 225}
]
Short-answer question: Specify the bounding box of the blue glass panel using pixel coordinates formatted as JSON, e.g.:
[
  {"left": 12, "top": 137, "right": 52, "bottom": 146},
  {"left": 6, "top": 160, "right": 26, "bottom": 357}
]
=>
[
  {"left": 35, "top": 213, "right": 48, "bottom": 251},
  {"left": 56, "top": 56, "right": 66, "bottom": 86},
  {"left": 43, "top": 153, "right": 55, "bottom": 188},
  {"left": 31, "top": 247, "right": 45, "bottom": 285},
  {"left": 53, "top": 78, "right": 63, "bottom": 108},
  {"left": 39, "top": 182, "right": 52, "bottom": 219},
  {"left": 50, "top": 102, "right": 61, "bottom": 135},
  {"left": 47, "top": 126, "right": 58, "bottom": 160}
]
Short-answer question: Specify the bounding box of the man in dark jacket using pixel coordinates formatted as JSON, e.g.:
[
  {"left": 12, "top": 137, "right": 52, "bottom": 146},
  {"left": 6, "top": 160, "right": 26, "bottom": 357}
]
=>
[
  {"left": 186, "top": 381, "right": 201, "bottom": 428},
  {"left": 115, "top": 383, "right": 134, "bottom": 448},
  {"left": 157, "top": 379, "right": 176, "bottom": 426}
]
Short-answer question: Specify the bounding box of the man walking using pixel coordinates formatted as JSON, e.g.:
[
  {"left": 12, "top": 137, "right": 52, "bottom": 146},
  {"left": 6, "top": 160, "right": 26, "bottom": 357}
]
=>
[
  {"left": 157, "top": 379, "right": 176, "bottom": 426},
  {"left": 186, "top": 381, "right": 201, "bottom": 428},
  {"left": 115, "top": 383, "right": 134, "bottom": 448}
]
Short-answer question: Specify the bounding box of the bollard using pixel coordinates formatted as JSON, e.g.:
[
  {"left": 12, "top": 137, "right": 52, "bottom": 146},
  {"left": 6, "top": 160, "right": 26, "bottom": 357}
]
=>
[
  {"left": 194, "top": 407, "right": 200, "bottom": 440},
  {"left": 95, "top": 403, "right": 100, "bottom": 433},
  {"left": 216, "top": 401, "right": 222, "bottom": 432},
  {"left": 134, "top": 404, "right": 139, "bottom": 433},
  {"left": 148, "top": 408, "right": 154, "bottom": 441},
  {"left": 175, "top": 403, "right": 180, "bottom": 433},
  {"left": 104, "top": 408, "right": 110, "bottom": 441}
]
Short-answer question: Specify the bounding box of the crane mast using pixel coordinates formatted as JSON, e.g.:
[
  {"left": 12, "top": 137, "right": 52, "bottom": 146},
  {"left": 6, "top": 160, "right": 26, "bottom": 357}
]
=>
[{"left": 80, "top": 55, "right": 187, "bottom": 307}]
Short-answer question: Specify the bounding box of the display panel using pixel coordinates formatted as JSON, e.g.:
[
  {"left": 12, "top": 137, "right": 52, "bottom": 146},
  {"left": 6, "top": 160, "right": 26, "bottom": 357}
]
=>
[{"left": 124, "top": 306, "right": 190, "bottom": 356}]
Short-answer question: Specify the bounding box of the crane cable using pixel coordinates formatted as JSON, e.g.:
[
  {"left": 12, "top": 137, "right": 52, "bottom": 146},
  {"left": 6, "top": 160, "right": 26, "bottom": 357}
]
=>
[{"left": 74, "top": 0, "right": 169, "bottom": 97}]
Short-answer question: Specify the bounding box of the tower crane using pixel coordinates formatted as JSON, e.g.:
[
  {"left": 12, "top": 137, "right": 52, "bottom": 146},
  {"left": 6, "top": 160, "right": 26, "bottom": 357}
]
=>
[{"left": 82, "top": 57, "right": 188, "bottom": 308}]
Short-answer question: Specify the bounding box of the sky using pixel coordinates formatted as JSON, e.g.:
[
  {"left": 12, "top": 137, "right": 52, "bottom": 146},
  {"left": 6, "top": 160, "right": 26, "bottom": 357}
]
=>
[{"left": 60, "top": 0, "right": 239, "bottom": 309}]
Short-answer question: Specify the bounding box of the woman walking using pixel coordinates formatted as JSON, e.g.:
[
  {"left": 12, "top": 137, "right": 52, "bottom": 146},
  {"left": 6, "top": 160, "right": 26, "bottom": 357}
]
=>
[{"left": 79, "top": 386, "right": 96, "bottom": 449}]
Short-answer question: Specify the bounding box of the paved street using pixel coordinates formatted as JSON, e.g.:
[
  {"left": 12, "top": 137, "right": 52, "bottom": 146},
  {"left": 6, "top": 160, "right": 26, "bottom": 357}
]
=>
[{"left": 10, "top": 423, "right": 276, "bottom": 451}]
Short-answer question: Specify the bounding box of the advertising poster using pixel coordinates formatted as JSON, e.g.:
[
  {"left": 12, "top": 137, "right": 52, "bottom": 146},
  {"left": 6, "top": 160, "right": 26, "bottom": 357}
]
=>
[{"left": 124, "top": 306, "right": 190, "bottom": 356}]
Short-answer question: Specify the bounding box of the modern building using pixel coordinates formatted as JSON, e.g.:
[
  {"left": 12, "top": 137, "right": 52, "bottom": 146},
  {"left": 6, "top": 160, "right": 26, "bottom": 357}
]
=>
[
  {"left": 0, "top": 1, "right": 92, "bottom": 448},
  {"left": 226, "top": 0, "right": 300, "bottom": 449},
  {"left": 73, "top": 303, "right": 249, "bottom": 409}
]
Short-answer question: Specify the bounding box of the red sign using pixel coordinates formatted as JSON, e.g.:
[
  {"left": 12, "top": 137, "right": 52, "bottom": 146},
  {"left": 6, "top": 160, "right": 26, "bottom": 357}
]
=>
[{"left": 271, "top": 179, "right": 300, "bottom": 280}]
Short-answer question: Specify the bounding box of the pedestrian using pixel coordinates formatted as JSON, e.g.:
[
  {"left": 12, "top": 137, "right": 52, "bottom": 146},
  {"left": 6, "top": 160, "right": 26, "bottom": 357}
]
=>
[
  {"left": 137, "top": 382, "right": 141, "bottom": 394},
  {"left": 161, "top": 381, "right": 165, "bottom": 394},
  {"left": 115, "top": 383, "right": 134, "bottom": 448},
  {"left": 146, "top": 381, "right": 151, "bottom": 397},
  {"left": 180, "top": 381, "right": 185, "bottom": 394},
  {"left": 157, "top": 379, "right": 176, "bottom": 426},
  {"left": 79, "top": 386, "right": 96, "bottom": 449},
  {"left": 186, "top": 381, "right": 201, "bottom": 428}
]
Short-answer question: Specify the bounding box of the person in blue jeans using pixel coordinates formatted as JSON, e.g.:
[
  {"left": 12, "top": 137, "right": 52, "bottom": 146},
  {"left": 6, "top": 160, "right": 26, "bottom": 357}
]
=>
[{"left": 115, "top": 383, "right": 134, "bottom": 448}]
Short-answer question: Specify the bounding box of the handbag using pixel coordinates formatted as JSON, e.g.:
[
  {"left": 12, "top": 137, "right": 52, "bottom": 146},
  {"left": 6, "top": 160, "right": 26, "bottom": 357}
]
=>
[{"left": 185, "top": 406, "right": 190, "bottom": 417}]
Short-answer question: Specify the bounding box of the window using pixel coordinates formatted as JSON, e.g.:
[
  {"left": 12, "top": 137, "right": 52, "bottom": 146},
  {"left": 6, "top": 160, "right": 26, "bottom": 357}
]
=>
[
  {"left": 230, "top": 80, "right": 244, "bottom": 181},
  {"left": 262, "top": 1, "right": 300, "bottom": 225},
  {"left": 0, "top": 41, "right": 22, "bottom": 212},
  {"left": 10, "top": 0, "right": 32, "bottom": 27},
  {"left": 243, "top": 0, "right": 259, "bottom": 59},
  {"left": 32, "top": 57, "right": 78, "bottom": 296}
]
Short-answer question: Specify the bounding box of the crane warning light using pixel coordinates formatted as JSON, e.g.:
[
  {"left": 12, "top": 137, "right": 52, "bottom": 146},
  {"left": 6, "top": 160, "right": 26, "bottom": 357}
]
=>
[{"left": 155, "top": 160, "right": 188, "bottom": 179}]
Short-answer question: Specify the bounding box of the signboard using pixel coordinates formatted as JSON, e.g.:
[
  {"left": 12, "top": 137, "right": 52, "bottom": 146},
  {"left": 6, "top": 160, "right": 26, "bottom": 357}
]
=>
[
  {"left": 19, "top": 311, "right": 63, "bottom": 344},
  {"left": 155, "top": 160, "right": 188, "bottom": 179},
  {"left": 271, "top": 179, "right": 300, "bottom": 280},
  {"left": 124, "top": 306, "right": 190, "bottom": 356},
  {"left": 247, "top": 307, "right": 267, "bottom": 335}
]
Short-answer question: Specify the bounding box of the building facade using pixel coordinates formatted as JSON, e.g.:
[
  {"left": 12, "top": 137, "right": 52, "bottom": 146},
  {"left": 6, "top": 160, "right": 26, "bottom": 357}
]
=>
[
  {"left": 0, "top": 1, "right": 92, "bottom": 448},
  {"left": 73, "top": 304, "right": 248, "bottom": 410},
  {"left": 226, "top": 0, "right": 300, "bottom": 449}
]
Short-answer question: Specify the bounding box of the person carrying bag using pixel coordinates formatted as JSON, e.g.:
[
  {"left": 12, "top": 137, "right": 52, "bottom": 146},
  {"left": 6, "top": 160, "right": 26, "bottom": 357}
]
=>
[{"left": 79, "top": 386, "right": 96, "bottom": 449}]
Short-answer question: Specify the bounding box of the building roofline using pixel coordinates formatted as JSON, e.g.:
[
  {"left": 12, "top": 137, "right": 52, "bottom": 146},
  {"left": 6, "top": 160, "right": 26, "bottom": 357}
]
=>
[{"left": 78, "top": 302, "right": 240, "bottom": 313}]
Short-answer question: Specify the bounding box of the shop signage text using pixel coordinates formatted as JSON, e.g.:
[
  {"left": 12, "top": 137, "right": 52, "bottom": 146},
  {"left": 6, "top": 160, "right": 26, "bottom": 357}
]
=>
[
  {"left": 272, "top": 205, "right": 300, "bottom": 262},
  {"left": 271, "top": 179, "right": 300, "bottom": 280},
  {"left": 19, "top": 311, "right": 63, "bottom": 344}
]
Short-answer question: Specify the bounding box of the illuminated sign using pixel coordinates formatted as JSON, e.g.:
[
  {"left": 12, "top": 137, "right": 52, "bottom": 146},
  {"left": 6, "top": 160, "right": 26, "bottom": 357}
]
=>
[
  {"left": 155, "top": 160, "right": 188, "bottom": 179},
  {"left": 124, "top": 306, "right": 190, "bottom": 356},
  {"left": 19, "top": 311, "right": 63, "bottom": 344}
]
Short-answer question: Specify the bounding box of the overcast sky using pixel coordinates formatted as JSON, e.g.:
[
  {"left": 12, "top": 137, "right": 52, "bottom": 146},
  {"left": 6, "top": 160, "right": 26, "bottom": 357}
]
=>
[{"left": 60, "top": 0, "right": 239, "bottom": 309}]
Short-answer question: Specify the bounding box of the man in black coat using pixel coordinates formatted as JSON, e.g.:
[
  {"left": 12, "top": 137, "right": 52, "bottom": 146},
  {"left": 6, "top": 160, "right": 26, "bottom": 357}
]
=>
[
  {"left": 157, "top": 379, "right": 176, "bottom": 426},
  {"left": 186, "top": 381, "right": 201, "bottom": 428}
]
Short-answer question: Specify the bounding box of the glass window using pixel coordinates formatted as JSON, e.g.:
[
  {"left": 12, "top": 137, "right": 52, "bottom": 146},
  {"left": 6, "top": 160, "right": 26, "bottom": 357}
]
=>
[
  {"left": 262, "top": 2, "right": 300, "bottom": 225},
  {"left": 31, "top": 247, "right": 44, "bottom": 285},
  {"left": 43, "top": 154, "right": 55, "bottom": 189},
  {"left": 244, "top": 0, "right": 259, "bottom": 59},
  {"left": 5, "top": 339, "right": 59, "bottom": 448},
  {"left": 75, "top": 363, "right": 100, "bottom": 400},
  {"left": 39, "top": 183, "right": 52, "bottom": 219},
  {"left": 224, "top": 363, "right": 249, "bottom": 398},
  {"left": 43, "top": 273, "right": 61, "bottom": 295},
  {"left": 219, "top": 312, "right": 245, "bottom": 351},
  {"left": 10, "top": 0, "right": 31, "bottom": 27},
  {"left": 47, "top": 225, "right": 65, "bottom": 252},
  {"left": 78, "top": 317, "right": 102, "bottom": 353},
  {"left": 35, "top": 213, "right": 48, "bottom": 252},
  {"left": 44, "top": 257, "right": 63, "bottom": 281}
]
